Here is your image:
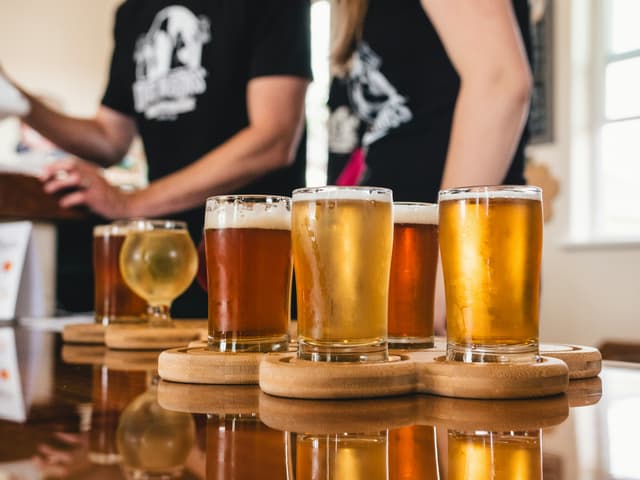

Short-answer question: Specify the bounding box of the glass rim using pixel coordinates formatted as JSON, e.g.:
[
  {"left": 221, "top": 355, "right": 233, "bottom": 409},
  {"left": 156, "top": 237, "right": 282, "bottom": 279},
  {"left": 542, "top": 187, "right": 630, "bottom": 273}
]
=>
[
  {"left": 126, "top": 219, "right": 188, "bottom": 230},
  {"left": 438, "top": 185, "right": 541, "bottom": 201},
  {"left": 292, "top": 185, "right": 392, "bottom": 201},
  {"left": 205, "top": 194, "right": 291, "bottom": 205}
]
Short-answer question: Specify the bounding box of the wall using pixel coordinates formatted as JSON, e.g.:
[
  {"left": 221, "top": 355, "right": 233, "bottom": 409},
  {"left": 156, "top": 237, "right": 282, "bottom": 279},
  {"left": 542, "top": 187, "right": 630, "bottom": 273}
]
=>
[
  {"left": 529, "top": 1, "right": 640, "bottom": 347},
  {"left": 0, "top": 0, "right": 123, "bottom": 116}
]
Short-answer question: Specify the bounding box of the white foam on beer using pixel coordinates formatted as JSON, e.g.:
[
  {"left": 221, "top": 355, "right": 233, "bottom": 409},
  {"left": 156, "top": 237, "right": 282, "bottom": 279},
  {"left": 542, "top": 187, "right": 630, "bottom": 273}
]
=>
[
  {"left": 292, "top": 187, "right": 392, "bottom": 203},
  {"left": 94, "top": 224, "right": 128, "bottom": 236},
  {"left": 205, "top": 203, "right": 291, "bottom": 230},
  {"left": 393, "top": 203, "right": 438, "bottom": 225},
  {"left": 438, "top": 186, "right": 541, "bottom": 202}
]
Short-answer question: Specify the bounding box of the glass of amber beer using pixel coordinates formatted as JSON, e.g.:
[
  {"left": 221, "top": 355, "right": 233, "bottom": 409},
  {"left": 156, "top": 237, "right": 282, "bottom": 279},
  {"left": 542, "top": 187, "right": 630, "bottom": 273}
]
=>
[
  {"left": 439, "top": 186, "right": 543, "bottom": 363},
  {"left": 292, "top": 186, "right": 393, "bottom": 362},
  {"left": 388, "top": 202, "right": 439, "bottom": 349},
  {"left": 205, "top": 195, "right": 292, "bottom": 352},
  {"left": 93, "top": 222, "right": 147, "bottom": 325},
  {"left": 119, "top": 220, "right": 198, "bottom": 327}
]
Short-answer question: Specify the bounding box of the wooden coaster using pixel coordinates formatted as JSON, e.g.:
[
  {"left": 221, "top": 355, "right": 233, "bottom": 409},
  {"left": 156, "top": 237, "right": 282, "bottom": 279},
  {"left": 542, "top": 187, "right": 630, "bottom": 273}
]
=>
[
  {"left": 259, "top": 354, "right": 416, "bottom": 400},
  {"left": 105, "top": 320, "right": 207, "bottom": 350},
  {"left": 565, "top": 376, "right": 603, "bottom": 408},
  {"left": 539, "top": 343, "right": 602, "bottom": 379},
  {"left": 157, "top": 381, "right": 261, "bottom": 413},
  {"left": 259, "top": 392, "right": 420, "bottom": 433},
  {"left": 416, "top": 355, "right": 569, "bottom": 399},
  {"left": 62, "top": 323, "right": 106, "bottom": 344},
  {"left": 418, "top": 393, "right": 569, "bottom": 431},
  {"left": 61, "top": 344, "right": 107, "bottom": 365},
  {"left": 158, "top": 347, "right": 264, "bottom": 384}
]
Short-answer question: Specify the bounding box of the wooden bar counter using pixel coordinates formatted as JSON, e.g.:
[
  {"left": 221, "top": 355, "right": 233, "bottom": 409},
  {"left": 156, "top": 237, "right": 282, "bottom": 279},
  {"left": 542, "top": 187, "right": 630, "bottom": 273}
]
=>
[{"left": 0, "top": 325, "right": 637, "bottom": 479}]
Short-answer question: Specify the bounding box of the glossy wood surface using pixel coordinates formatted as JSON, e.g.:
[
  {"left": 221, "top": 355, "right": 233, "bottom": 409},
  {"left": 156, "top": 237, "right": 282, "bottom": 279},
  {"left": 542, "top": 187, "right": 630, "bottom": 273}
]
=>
[{"left": 0, "top": 326, "right": 638, "bottom": 479}]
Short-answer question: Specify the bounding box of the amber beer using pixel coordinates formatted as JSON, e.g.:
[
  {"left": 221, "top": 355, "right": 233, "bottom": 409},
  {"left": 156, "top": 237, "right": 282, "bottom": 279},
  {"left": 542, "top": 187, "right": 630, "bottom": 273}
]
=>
[
  {"left": 93, "top": 223, "right": 147, "bottom": 325},
  {"left": 205, "top": 195, "right": 292, "bottom": 352},
  {"left": 292, "top": 186, "right": 393, "bottom": 362},
  {"left": 439, "top": 186, "right": 543, "bottom": 363},
  {"left": 448, "top": 430, "right": 542, "bottom": 479},
  {"left": 388, "top": 425, "right": 439, "bottom": 480},
  {"left": 388, "top": 203, "right": 439, "bottom": 349},
  {"left": 295, "top": 433, "right": 388, "bottom": 480}
]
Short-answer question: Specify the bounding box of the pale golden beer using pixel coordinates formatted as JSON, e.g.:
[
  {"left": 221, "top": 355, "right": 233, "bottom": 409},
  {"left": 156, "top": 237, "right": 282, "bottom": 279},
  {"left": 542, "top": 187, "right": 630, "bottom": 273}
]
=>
[
  {"left": 388, "top": 203, "right": 439, "bottom": 349},
  {"left": 292, "top": 186, "right": 393, "bottom": 362},
  {"left": 439, "top": 186, "right": 543, "bottom": 363},
  {"left": 119, "top": 220, "right": 198, "bottom": 326},
  {"left": 448, "top": 430, "right": 542, "bottom": 479},
  {"left": 93, "top": 223, "right": 147, "bottom": 325},
  {"left": 205, "top": 195, "right": 292, "bottom": 352}
]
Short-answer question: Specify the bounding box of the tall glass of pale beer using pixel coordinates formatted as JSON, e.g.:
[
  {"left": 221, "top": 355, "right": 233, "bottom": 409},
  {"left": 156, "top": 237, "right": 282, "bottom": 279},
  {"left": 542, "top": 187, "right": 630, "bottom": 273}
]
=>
[
  {"left": 93, "top": 222, "right": 147, "bottom": 325},
  {"left": 205, "top": 195, "right": 292, "bottom": 352},
  {"left": 439, "top": 186, "right": 543, "bottom": 363},
  {"left": 292, "top": 186, "right": 393, "bottom": 362},
  {"left": 388, "top": 202, "right": 439, "bottom": 349}
]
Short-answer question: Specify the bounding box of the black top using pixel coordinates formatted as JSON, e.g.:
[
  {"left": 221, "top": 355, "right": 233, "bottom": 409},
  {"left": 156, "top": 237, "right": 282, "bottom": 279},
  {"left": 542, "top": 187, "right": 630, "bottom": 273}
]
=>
[
  {"left": 341, "top": 0, "right": 532, "bottom": 202},
  {"left": 102, "top": 0, "right": 312, "bottom": 241}
]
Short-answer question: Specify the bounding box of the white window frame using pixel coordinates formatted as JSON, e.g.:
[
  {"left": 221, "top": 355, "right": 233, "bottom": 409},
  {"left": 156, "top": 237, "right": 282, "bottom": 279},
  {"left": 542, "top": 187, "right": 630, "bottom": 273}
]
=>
[{"left": 570, "top": 0, "right": 640, "bottom": 245}]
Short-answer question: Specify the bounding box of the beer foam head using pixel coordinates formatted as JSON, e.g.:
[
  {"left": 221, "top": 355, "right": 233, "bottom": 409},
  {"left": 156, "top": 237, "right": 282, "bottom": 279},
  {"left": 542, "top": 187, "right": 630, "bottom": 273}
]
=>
[
  {"left": 292, "top": 186, "right": 393, "bottom": 203},
  {"left": 439, "top": 185, "right": 542, "bottom": 202},
  {"left": 205, "top": 196, "right": 291, "bottom": 230},
  {"left": 94, "top": 222, "right": 131, "bottom": 236},
  {"left": 393, "top": 203, "right": 438, "bottom": 225}
]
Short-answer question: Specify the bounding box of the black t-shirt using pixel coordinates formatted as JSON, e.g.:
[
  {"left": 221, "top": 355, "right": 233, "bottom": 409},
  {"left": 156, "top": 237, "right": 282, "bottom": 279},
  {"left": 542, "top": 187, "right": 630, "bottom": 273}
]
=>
[
  {"left": 344, "top": 0, "right": 532, "bottom": 202},
  {"left": 98, "top": 0, "right": 311, "bottom": 316},
  {"left": 102, "top": 0, "right": 312, "bottom": 240}
]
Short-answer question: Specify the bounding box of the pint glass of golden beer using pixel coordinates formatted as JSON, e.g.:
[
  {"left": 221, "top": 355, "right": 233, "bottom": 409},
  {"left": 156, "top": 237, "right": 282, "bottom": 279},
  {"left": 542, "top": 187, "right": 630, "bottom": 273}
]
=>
[
  {"left": 292, "top": 186, "right": 393, "bottom": 362},
  {"left": 388, "top": 202, "right": 439, "bottom": 349},
  {"left": 439, "top": 186, "right": 543, "bottom": 363},
  {"left": 93, "top": 222, "right": 147, "bottom": 325},
  {"left": 205, "top": 195, "right": 292, "bottom": 352}
]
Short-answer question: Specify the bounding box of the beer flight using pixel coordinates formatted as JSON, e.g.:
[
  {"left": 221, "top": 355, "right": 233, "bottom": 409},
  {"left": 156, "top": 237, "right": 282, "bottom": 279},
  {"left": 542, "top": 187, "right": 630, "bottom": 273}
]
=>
[{"left": 93, "top": 185, "right": 543, "bottom": 366}]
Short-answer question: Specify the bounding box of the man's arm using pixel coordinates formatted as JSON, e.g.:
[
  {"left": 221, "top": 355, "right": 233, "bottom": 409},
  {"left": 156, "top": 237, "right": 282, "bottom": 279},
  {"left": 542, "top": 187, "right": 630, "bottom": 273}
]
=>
[
  {"left": 22, "top": 96, "right": 136, "bottom": 168},
  {"left": 43, "top": 75, "right": 309, "bottom": 219},
  {"left": 420, "top": 0, "right": 532, "bottom": 190}
]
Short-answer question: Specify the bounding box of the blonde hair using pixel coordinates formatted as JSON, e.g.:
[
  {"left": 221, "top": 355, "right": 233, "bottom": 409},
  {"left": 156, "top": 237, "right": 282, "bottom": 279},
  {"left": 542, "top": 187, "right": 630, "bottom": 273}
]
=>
[{"left": 331, "top": 0, "right": 369, "bottom": 75}]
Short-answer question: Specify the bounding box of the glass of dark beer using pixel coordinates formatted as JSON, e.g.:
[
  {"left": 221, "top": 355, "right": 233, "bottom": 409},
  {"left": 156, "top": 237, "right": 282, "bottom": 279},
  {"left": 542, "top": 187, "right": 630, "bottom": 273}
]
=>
[
  {"left": 388, "top": 202, "right": 439, "bottom": 349},
  {"left": 93, "top": 222, "right": 147, "bottom": 325},
  {"left": 439, "top": 186, "right": 543, "bottom": 363},
  {"left": 204, "top": 195, "right": 292, "bottom": 352}
]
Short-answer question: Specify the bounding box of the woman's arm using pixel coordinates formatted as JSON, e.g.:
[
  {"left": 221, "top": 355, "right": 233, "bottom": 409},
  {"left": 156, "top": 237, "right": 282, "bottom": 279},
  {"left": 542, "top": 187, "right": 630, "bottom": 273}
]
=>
[{"left": 421, "top": 0, "right": 532, "bottom": 190}]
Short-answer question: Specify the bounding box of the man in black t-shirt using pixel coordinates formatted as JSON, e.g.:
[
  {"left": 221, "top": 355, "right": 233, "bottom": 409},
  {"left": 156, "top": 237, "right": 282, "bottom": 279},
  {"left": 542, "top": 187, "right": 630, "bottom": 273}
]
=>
[{"left": 7, "top": 1, "right": 311, "bottom": 316}]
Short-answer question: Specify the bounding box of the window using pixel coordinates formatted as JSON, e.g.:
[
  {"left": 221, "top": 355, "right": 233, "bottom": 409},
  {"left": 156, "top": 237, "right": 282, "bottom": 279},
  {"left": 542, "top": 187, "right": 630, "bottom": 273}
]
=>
[{"left": 579, "top": 0, "right": 640, "bottom": 241}]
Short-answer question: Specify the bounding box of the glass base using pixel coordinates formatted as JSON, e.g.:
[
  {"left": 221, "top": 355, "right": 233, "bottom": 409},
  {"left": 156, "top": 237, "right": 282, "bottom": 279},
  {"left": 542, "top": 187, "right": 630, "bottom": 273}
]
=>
[
  {"left": 95, "top": 314, "right": 147, "bottom": 326},
  {"left": 388, "top": 335, "right": 434, "bottom": 350},
  {"left": 89, "top": 452, "right": 121, "bottom": 465},
  {"left": 446, "top": 341, "right": 539, "bottom": 364},
  {"left": 297, "top": 338, "right": 388, "bottom": 362},
  {"left": 208, "top": 333, "right": 289, "bottom": 353},
  {"left": 123, "top": 466, "right": 184, "bottom": 480}
]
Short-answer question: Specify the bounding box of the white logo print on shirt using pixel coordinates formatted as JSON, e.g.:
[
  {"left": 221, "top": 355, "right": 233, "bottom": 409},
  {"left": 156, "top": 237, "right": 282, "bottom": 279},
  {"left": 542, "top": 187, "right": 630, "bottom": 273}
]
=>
[
  {"left": 133, "top": 6, "right": 211, "bottom": 120},
  {"left": 348, "top": 42, "right": 413, "bottom": 146}
]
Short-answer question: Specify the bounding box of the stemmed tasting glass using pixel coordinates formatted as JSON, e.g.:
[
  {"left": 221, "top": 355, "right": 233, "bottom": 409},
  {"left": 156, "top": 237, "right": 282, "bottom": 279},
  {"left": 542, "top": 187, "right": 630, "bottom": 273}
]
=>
[{"left": 119, "top": 220, "right": 198, "bottom": 327}]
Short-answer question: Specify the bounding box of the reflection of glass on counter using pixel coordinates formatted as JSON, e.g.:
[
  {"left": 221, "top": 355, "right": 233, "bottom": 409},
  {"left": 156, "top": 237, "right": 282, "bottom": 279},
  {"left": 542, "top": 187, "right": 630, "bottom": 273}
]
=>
[
  {"left": 117, "top": 382, "right": 195, "bottom": 479},
  {"left": 90, "top": 366, "right": 147, "bottom": 465},
  {"left": 294, "top": 432, "right": 387, "bottom": 480},
  {"left": 389, "top": 425, "right": 439, "bottom": 480},
  {"left": 448, "top": 430, "right": 541, "bottom": 479},
  {"left": 206, "top": 413, "right": 286, "bottom": 479}
]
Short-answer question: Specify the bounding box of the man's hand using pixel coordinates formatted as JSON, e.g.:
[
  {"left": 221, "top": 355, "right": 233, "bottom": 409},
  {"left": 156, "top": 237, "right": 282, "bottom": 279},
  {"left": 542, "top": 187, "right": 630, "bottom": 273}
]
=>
[{"left": 40, "top": 156, "right": 132, "bottom": 219}]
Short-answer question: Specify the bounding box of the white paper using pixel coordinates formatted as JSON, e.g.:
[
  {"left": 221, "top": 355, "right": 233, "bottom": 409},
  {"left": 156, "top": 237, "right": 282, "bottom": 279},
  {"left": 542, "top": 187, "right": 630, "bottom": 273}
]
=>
[
  {"left": 0, "top": 328, "right": 26, "bottom": 422},
  {"left": 0, "top": 222, "right": 32, "bottom": 320},
  {"left": 0, "top": 73, "right": 30, "bottom": 120}
]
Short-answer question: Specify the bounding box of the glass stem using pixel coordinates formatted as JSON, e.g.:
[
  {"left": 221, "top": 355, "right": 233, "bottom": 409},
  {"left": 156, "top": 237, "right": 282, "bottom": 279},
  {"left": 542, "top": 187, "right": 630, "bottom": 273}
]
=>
[{"left": 147, "top": 304, "right": 173, "bottom": 328}]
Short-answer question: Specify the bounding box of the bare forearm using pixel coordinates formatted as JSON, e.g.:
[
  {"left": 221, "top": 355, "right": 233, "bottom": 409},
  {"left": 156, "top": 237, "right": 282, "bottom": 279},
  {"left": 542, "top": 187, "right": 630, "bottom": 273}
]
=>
[
  {"left": 440, "top": 79, "right": 530, "bottom": 190},
  {"left": 22, "top": 95, "right": 123, "bottom": 166},
  {"left": 127, "top": 123, "right": 301, "bottom": 217}
]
